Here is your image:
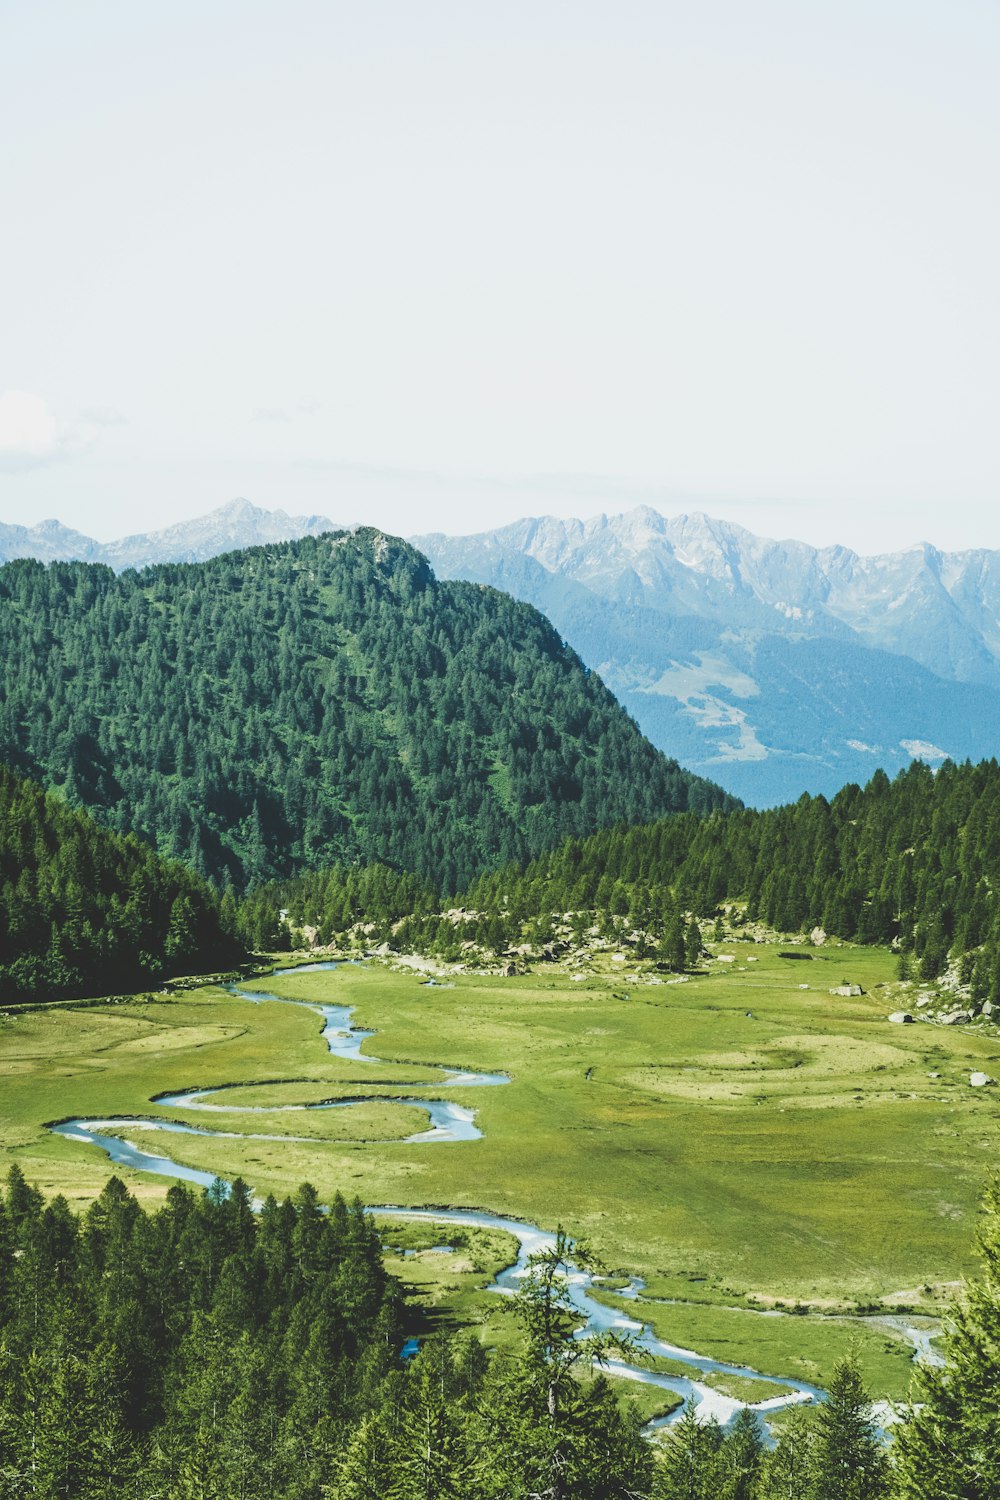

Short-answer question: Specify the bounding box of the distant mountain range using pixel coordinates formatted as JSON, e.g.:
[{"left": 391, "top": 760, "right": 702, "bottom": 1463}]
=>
[
  {"left": 415, "top": 509, "right": 1000, "bottom": 805},
  {"left": 0, "top": 498, "right": 340, "bottom": 570},
  {"left": 6, "top": 498, "right": 1000, "bottom": 806}
]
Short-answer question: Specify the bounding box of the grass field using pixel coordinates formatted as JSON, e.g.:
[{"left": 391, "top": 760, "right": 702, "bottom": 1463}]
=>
[{"left": 2, "top": 942, "right": 998, "bottom": 1398}]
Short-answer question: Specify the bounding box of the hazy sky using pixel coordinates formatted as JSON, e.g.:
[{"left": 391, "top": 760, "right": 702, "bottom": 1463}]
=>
[{"left": 1, "top": 1, "right": 998, "bottom": 553}]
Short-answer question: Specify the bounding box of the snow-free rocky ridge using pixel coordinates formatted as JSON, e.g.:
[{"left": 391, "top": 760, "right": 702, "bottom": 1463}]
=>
[{"left": 416, "top": 508, "right": 1000, "bottom": 806}]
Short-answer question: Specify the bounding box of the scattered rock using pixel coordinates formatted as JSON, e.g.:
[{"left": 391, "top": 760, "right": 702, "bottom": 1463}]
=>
[
  {"left": 888, "top": 1012, "right": 915, "bottom": 1024},
  {"left": 928, "top": 1072, "right": 940, "bottom": 1079},
  {"left": 716, "top": 955, "right": 736, "bottom": 963},
  {"left": 940, "top": 1010, "right": 972, "bottom": 1026},
  {"left": 916, "top": 996, "right": 932, "bottom": 1008},
  {"left": 969, "top": 1071, "right": 995, "bottom": 1088},
  {"left": 830, "top": 984, "right": 864, "bottom": 997},
  {"left": 982, "top": 1000, "right": 996, "bottom": 1017}
]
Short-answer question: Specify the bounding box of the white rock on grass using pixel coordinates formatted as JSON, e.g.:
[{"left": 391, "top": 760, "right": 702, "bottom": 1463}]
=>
[
  {"left": 970, "top": 1071, "right": 995, "bottom": 1088},
  {"left": 889, "top": 1012, "right": 915, "bottom": 1024}
]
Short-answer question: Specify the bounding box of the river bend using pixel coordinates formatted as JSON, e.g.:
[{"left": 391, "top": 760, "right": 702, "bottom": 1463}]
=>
[{"left": 48, "top": 961, "right": 825, "bottom": 1431}]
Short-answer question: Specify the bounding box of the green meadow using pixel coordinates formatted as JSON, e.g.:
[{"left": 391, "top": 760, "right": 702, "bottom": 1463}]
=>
[{"left": 2, "top": 942, "right": 999, "bottom": 1398}]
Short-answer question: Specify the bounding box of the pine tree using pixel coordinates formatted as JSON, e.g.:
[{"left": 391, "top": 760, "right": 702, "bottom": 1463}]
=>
[
  {"left": 722, "top": 1406, "right": 764, "bottom": 1500},
  {"left": 892, "top": 1178, "right": 1000, "bottom": 1499},
  {"left": 758, "top": 1406, "right": 816, "bottom": 1500},
  {"left": 654, "top": 1402, "right": 724, "bottom": 1499},
  {"left": 685, "top": 918, "right": 703, "bottom": 969},
  {"left": 810, "top": 1355, "right": 888, "bottom": 1500}
]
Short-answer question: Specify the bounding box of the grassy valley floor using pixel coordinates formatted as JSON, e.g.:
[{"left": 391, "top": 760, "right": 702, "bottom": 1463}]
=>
[{"left": 2, "top": 942, "right": 999, "bottom": 1400}]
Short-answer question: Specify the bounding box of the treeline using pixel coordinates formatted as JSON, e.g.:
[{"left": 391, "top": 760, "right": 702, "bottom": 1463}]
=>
[
  {"left": 0, "top": 532, "right": 732, "bottom": 893},
  {"left": 271, "top": 760, "right": 1000, "bottom": 996},
  {"left": 0, "top": 764, "right": 241, "bottom": 1001},
  {"left": 1, "top": 1166, "right": 997, "bottom": 1497},
  {"left": 466, "top": 758, "right": 1000, "bottom": 991}
]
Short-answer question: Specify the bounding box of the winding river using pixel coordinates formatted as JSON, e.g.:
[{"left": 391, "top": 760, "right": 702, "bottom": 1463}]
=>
[{"left": 48, "top": 960, "right": 832, "bottom": 1430}]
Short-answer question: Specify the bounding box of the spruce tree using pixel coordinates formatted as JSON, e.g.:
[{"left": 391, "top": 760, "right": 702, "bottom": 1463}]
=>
[
  {"left": 654, "top": 1402, "right": 724, "bottom": 1499},
  {"left": 892, "top": 1179, "right": 1000, "bottom": 1499},
  {"left": 810, "top": 1355, "right": 888, "bottom": 1500}
]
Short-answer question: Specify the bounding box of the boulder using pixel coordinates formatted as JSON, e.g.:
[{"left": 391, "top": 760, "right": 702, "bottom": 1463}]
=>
[
  {"left": 810, "top": 927, "right": 827, "bottom": 946},
  {"left": 970, "top": 1071, "right": 996, "bottom": 1088},
  {"left": 940, "top": 1010, "right": 972, "bottom": 1026},
  {"left": 888, "top": 1012, "right": 915, "bottom": 1024},
  {"left": 830, "top": 984, "right": 864, "bottom": 997},
  {"left": 982, "top": 1000, "right": 996, "bottom": 1017}
]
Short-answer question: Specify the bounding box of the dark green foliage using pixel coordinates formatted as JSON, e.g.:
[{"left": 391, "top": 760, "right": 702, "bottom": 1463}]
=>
[
  {"left": 0, "top": 764, "right": 240, "bottom": 1001},
  {"left": 654, "top": 1402, "right": 725, "bottom": 1498},
  {"left": 458, "top": 759, "right": 1000, "bottom": 987},
  {"left": 1, "top": 1162, "right": 993, "bottom": 1496},
  {"left": 238, "top": 861, "right": 439, "bottom": 952},
  {"left": 892, "top": 1179, "right": 1000, "bottom": 1499},
  {"left": 0, "top": 1169, "right": 401, "bottom": 1500},
  {"left": 0, "top": 533, "right": 732, "bottom": 892},
  {"left": 0, "top": 1173, "right": 652, "bottom": 1499},
  {"left": 810, "top": 1357, "right": 888, "bottom": 1500}
]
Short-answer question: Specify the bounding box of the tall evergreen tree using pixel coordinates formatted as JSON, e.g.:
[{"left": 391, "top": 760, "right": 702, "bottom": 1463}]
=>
[
  {"left": 810, "top": 1356, "right": 888, "bottom": 1500},
  {"left": 892, "top": 1179, "right": 1000, "bottom": 1499}
]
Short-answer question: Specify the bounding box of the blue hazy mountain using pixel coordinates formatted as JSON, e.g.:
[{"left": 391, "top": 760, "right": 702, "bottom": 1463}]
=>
[{"left": 415, "top": 508, "right": 1000, "bottom": 806}]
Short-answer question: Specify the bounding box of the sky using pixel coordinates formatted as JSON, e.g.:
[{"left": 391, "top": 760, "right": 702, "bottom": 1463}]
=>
[{"left": 1, "top": 0, "right": 998, "bottom": 554}]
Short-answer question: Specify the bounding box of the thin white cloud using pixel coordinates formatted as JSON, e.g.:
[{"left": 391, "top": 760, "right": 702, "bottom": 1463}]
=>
[
  {"left": 251, "top": 400, "right": 322, "bottom": 424},
  {"left": 0, "top": 390, "right": 106, "bottom": 471},
  {"left": 80, "top": 405, "right": 128, "bottom": 428},
  {"left": 0, "top": 390, "right": 58, "bottom": 466}
]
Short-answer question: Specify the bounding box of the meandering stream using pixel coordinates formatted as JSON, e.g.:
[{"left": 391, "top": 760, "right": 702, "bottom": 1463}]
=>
[{"left": 47, "top": 960, "right": 847, "bottom": 1430}]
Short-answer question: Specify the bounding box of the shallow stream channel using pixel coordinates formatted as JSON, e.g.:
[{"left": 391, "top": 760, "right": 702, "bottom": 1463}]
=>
[{"left": 47, "top": 959, "right": 899, "bottom": 1434}]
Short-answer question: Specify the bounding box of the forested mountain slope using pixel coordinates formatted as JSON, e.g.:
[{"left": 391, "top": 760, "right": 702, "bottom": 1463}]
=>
[
  {"left": 263, "top": 759, "right": 1000, "bottom": 998},
  {"left": 0, "top": 531, "right": 732, "bottom": 891},
  {"left": 0, "top": 764, "right": 239, "bottom": 1000},
  {"left": 465, "top": 758, "right": 1000, "bottom": 992}
]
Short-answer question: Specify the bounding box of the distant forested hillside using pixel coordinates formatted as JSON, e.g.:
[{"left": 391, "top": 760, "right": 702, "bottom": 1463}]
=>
[
  {"left": 466, "top": 758, "right": 1000, "bottom": 989},
  {"left": 269, "top": 760, "right": 1000, "bottom": 996},
  {"left": 0, "top": 765, "right": 239, "bottom": 1000},
  {"left": 0, "top": 531, "right": 733, "bottom": 891}
]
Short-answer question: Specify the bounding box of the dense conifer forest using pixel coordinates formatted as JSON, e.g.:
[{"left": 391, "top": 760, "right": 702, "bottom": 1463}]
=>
[
  {"left": 0, "top": 764, "right": 239, "bottom": 1001},
  {"left": 0, "top": 533, "right": 731, "bottom": 893},
  {"left": 1, "top": 1165, "right": 996, "bottom": 1497},
  {"left": 464, "top": 758, "right": 1000, "bottom": 991},
  {"left": 271, "top": 760, "right": 1000, "bottom": 996}
]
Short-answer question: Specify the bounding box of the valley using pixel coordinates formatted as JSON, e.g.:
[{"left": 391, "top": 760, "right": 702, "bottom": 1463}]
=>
[{"left": 7, "top": 943, "right": 999, "bottom": 1407}]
